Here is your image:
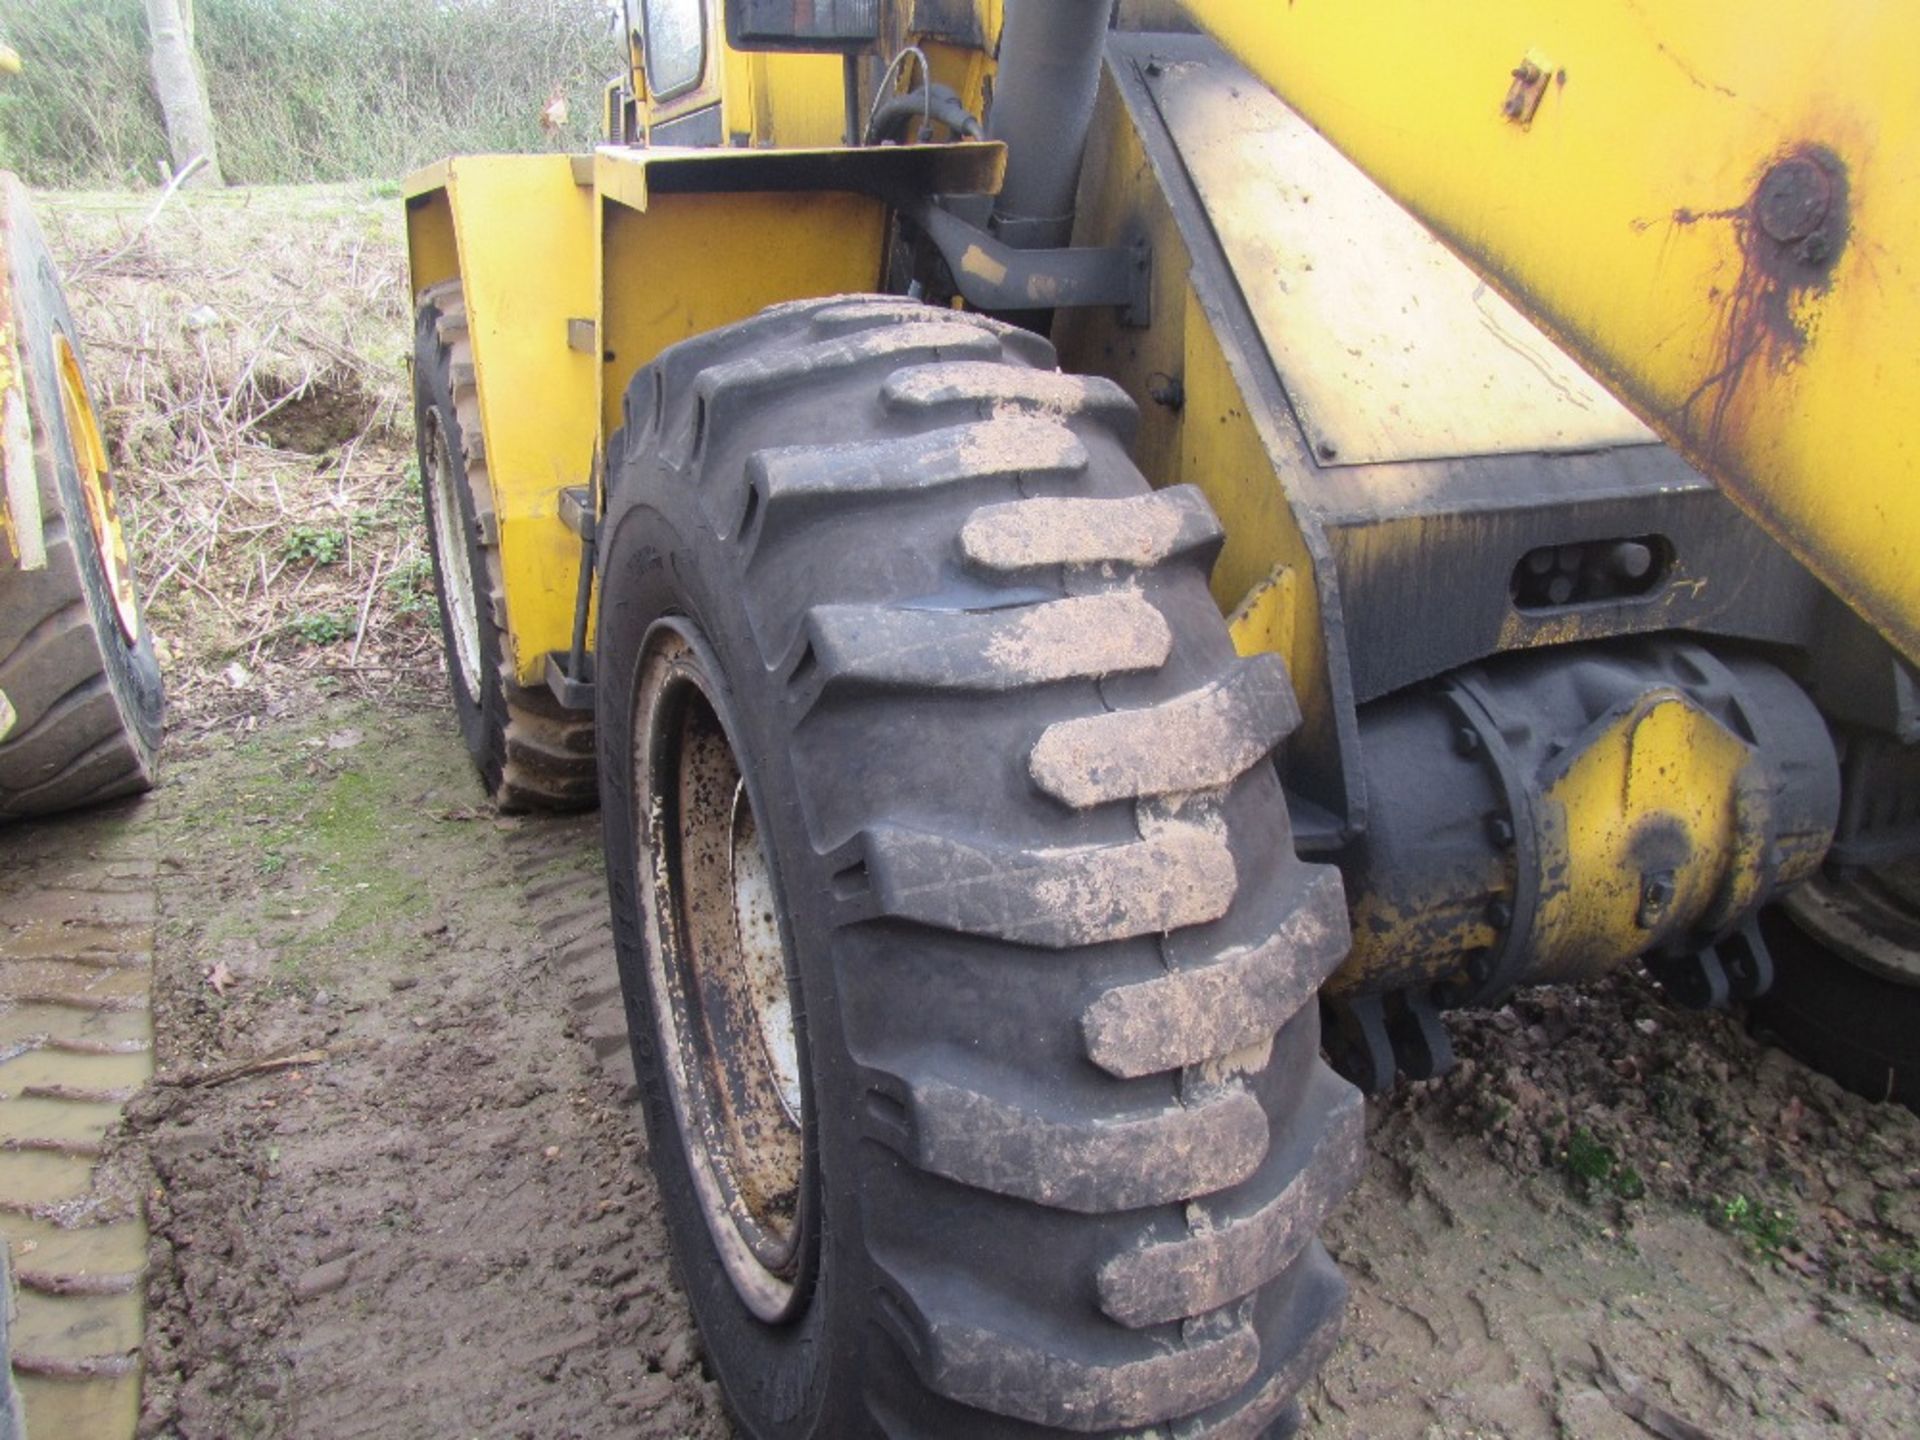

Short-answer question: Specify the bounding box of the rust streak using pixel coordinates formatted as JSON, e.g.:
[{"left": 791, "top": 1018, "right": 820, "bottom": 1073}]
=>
[{"left": 1674, "top": 145, "right": 1849, "bottom": 460}]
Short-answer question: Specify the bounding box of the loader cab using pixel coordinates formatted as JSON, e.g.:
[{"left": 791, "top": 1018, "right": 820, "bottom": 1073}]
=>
[
  {"left": 614, "top": 0, "right": 726, "bottom": 146},
  {"left": 608, "top": 0, "right": 892, "bottom": 151}
]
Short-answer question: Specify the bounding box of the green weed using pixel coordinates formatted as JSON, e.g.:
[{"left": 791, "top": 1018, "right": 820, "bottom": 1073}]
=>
[
  {"left": 1557, "top": 1126, "right": 1646, "bottom": 1204},
  {"left": 1870, "top": 1243, "right": 1920, "bottom": 1278},
  {"left": 283, "top": 524, "right": 347, "bottom": 566},
  {"left": 1719, "top": 1193, "right": 1798, "bottom": 1255},
  {"left": 384, "top": 554, "right": 437, "bottom": 622},
  {"left": 290, "top": 609, "right": 352, "bottom": 645}
]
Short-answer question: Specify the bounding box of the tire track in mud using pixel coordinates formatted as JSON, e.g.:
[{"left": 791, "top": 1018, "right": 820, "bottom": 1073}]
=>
[
  {"left": 0, "top": 803, "right": 157, "bottom": 1440},
  {"left": 507, "top": 814, "right": 636, "bottom": 1105},
  {"left": 93, "top": 704, "right": 1920, "bottom": 1440},
  {"left": 123, "top": 712, "right": 734, "bottom": 1440}
]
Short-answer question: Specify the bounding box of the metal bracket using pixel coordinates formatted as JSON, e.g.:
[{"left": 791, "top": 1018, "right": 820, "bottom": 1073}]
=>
[
  {"left": 543, "top": 651, "right": 595, "bottom": 712},
  {"left": 548, "top": 458, "right": 601, "bottom": 714},
  {"left": 907, "top": 198, "right": 1151, "bottom": 325},
  {"left": 1719, "top": 917, "right": 1776, "bottom": 1000},
  {"left": 1648, "top": 917, "right": 1775, "bottom": 1010},
  {"left": 1324, "top": 993, "right": 1395, "bottom": 1096},
  {"left": 558, "top": 484, "right": 595, "bottom": 542},
  {"left": 1325, "top": 986, "right": 1456, "bottom": 1096}
]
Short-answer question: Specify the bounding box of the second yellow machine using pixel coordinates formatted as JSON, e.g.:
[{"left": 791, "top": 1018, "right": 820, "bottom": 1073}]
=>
[{"left": 405, "top": 3, "right": 1918, "bottom": 1434}]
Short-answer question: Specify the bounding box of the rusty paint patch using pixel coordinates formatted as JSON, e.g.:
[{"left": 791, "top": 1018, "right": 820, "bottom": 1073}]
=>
[{"left": 1681, "top": 144, "right": 1850, "bottom": 453}]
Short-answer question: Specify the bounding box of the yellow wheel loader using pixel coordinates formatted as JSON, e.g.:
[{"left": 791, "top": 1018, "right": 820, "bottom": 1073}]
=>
[
  {"left": 405, "top": 3, "right": 1919, "bottom": 1432},
  {"left": 0, "top": 49, "right": 164, "bottom": 819}
]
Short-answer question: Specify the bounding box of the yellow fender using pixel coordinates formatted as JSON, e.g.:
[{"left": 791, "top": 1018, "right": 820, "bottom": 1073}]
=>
[{"left": 402, "top": 143, "right": 999, "bottom": 686}]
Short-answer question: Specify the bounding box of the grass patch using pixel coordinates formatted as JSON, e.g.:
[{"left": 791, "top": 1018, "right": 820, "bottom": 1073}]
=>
[
  {"left": 283, "top": 524, "right": 350, "bottom": 566},
  {"left": 164, "top": 705, "right": 470, "bottom": 996},
  {"left": 1555, "top": 1125, "right": 1646, "bottom": 1204},
  {"left": 1718, "top": 1193, "right": 1798, "bottom": 1256},
  {"left": 1, "top": 0, "right": 614, "bottom": 187}
]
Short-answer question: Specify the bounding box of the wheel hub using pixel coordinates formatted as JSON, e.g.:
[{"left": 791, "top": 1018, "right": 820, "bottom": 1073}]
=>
[{"left": 633, "top": 623, "right": 808, "bottom": 1322}]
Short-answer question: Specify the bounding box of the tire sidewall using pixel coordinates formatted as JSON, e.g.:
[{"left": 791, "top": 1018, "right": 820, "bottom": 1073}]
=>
[
  {"left": 596, "top": 495, "right": 869, "bottom": 1439},
  {"left": 8, "top": 188, "right": 164, "bottom": 760},
  {"left": 412, "top": 305, "right": 504, "bottom": 776}
]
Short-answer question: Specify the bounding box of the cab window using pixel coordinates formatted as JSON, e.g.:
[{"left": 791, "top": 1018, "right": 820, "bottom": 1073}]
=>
[{"left": 641, "top": 0, "right": 706, "bottom": 99}]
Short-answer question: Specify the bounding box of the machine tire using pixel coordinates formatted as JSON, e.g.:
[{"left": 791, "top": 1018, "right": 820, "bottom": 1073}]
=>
[
  {"left": 0, "top": 174, "right": 162, "bottom": 819},
  {"left": 1755, "top": 868, "right": 1920, "bottom": 1112},
  {"left": 413, "top": 282, "right": 594, "bottom": 810},
  {"left": 596, "top": 296, "right": 1362, "bottom": 1438}
]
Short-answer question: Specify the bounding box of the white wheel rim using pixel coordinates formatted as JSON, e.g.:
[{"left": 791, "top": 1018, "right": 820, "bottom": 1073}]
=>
[
  {"left": 426, "top": 411, "right": 483, "bottom": 697},
  {"left": 633, "top": 624, "right": 808, "bottom": 1323}
]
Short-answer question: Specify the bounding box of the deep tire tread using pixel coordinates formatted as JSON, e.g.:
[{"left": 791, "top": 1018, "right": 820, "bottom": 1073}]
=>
[
  {"left": 417, "top": 284, "right": 594, "bottom": 811},
  {"left": 1030, "top": 652, "right": 1303, "bottom": 809},
  {"left": 602, "top": 296, "right": 1358, "bottom": 1437},
  {"left": 1097, "top": 1073, "right": 1364, "bottom": 1329},
  {"left": 802, "top": 592, "right": 1172, "bottom": 698},
  {"left": 884, "top": 1073, "right": 1268, "bottom": 1214},
  {"left": 0, "top": 180, "right": 162, "bottom": 819},
  {"left": 960, "top": 486, "right": 1225, "bottom": 574},
  {"left": 1081, "top": 865, "right": 1350, "bottom": 1080}
]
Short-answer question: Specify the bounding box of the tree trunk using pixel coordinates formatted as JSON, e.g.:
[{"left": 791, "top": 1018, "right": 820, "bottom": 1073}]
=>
[{"left": 145, "top": 0, "right": 223, "bottom": 187}]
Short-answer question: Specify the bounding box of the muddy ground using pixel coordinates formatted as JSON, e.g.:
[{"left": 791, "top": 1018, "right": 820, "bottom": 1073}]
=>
[
  {"left": 68, "top": 694, "right": 1919, "bottom": 1440},
  {"left": 25, "top": 182, "right": 1920, "bottom": 1438},
  {"left": 103, "top": 704, "right": 725, "bottom": 1439}
]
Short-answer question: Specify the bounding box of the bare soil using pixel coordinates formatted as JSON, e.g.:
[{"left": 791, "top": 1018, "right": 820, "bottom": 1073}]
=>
[
  {"left": 1313, "top": 988, "right": 1920, "bottom": 1438},
  {"left": 29, "top": 181, "right": 1920, "bottom": 1438},
  {"left": 95, "top": 695, "right": 1920, "bottom": 1440},
  {"left": 116, "top": 701, "right": 728, "bottom": 1439}
]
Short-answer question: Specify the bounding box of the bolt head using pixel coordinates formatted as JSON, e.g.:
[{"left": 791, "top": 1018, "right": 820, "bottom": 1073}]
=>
[{"left": 1756, "top": 157, "right": 1832, "bottom": 244}]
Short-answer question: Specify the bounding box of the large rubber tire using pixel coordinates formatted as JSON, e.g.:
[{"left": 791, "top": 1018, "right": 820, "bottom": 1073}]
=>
[
  {"left": 1755, "top": 866, "right": 1920, "bottom": 1112},
  {"left": 412, "top": 282, "right": 594, "bottom": 811},
  {"left": 597, "top": 297, "right": 1363, "bottom": 1438},
  {"left": 0, "top": 175, "right": 162, "bottom": 819}
]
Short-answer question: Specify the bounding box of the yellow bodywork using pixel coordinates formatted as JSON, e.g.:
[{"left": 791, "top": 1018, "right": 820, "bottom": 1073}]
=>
[
  {"left": 717, "top": 50, "right": 848, "bottom": 147},
  {"left": 0, "top": 248, "right": 25, "bottom": 569},
  {"left": 1531, "top": 693, "right": 1765, "bottom": 985},
  {"left": 405, "top": 156, "right": 598, "bottom": 686},
  {"left": 1182, "top": 0, "right": 1920, "bottom": 665},
  {"left": 402, "top": 147, "right": 981, "bottom": 684},
  {"left": 0, "top": 176, "right": 43, "bottom": 574},
  {"left": 408, "top": 3, "right": 1869, "bottom": 1009}
]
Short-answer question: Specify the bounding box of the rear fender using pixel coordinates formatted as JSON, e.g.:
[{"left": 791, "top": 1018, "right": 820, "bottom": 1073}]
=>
[{"left": 402, "top": 142, "right": 1001, "bottom": 689}]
